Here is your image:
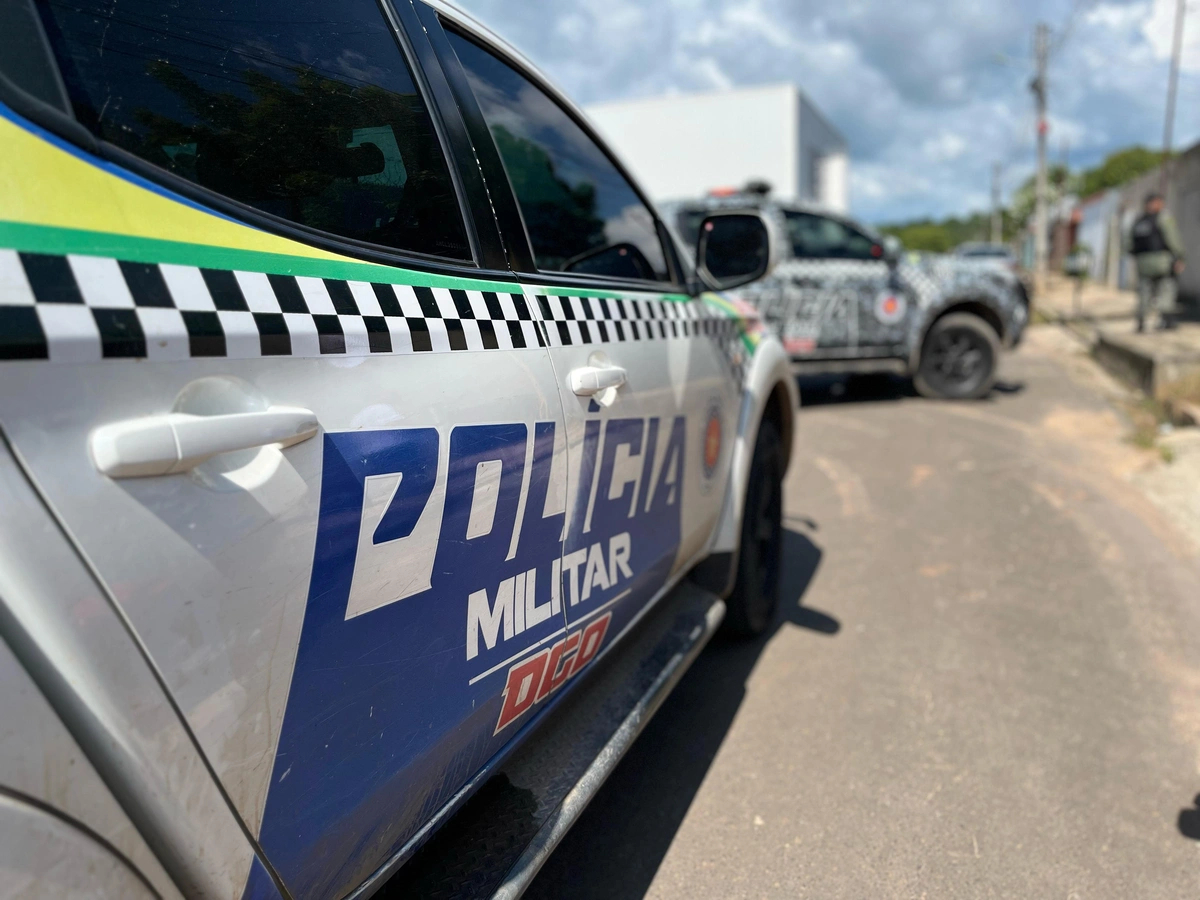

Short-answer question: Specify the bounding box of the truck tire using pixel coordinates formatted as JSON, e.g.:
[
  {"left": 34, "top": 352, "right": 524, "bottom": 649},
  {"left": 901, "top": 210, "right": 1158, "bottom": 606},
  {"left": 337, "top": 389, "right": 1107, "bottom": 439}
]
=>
[
  {"left": 724, "top": 418, "right": 784, "bottom": 638},
  {"left": 913, "top": 312, "right": 1000, "bottom": 400}
]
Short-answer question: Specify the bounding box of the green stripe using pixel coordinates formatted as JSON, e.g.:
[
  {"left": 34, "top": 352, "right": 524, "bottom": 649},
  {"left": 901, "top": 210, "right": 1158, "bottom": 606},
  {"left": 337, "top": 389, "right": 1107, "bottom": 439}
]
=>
[
  {"left": 540, "top": 283, "right": 691, "bottom": 302},
  {"left": 0, "top": 221, "right": 522, "bottom": 292},
  {"left": 699, "top": 292, "right": 762, "bottom": 354}
]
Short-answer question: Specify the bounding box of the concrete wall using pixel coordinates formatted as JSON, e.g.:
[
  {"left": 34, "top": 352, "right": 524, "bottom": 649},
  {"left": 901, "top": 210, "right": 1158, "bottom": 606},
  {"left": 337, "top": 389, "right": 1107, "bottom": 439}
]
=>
[
  {"left": 584, "top": 84, "right": 848, "bottom": 210},
  {"left": 1075, "top": 189, "right": 1121, "bottom": 282},
  {"left": 798, "top": 92, "right": 849, "bottom": 213}
]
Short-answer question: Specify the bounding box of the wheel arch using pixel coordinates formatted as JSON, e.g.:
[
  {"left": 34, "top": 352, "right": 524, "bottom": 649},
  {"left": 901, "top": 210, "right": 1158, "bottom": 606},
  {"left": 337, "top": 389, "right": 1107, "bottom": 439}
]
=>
[
  {"left": 910, "top": 296, "right": 1006, "bottom": 373},
  {"left": 691, "top": 334, "right": 797, "bottom": 598}
]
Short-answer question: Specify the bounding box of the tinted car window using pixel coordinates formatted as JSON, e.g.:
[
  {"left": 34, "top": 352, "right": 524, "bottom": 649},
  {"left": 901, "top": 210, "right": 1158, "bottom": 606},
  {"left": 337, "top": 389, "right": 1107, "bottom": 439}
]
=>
[
  {"left": 958, "top": 244, "right": 1013, "bottom": 259},
  {"left": 37, "top": 0, "right": 471, "bottom": 260},
  {"left": 446, "top": 31, "right": 668, "bottom": 282},
  {"left": 784, "top": 211, "right": 879, "bottom": 261}
]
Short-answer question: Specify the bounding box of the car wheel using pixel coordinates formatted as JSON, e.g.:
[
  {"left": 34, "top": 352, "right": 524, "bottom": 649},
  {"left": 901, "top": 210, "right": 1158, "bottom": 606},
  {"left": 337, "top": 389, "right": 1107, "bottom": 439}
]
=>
[
  {"left": 724, "top": 418, "right": 784, "bottom": 638},
  {"left": 913, "top": 312, "right": 1000, "bottom": 400}
]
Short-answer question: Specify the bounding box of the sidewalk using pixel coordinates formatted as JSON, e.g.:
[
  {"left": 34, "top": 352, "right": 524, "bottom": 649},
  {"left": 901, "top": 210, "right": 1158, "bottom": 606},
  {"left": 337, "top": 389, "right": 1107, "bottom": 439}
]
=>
[
  {"left": 1036, "top": 276, "right": 1200, "bottom": 406},
  {"left": 1035, "top": 274, "right": 1140, "bottom": 325}
]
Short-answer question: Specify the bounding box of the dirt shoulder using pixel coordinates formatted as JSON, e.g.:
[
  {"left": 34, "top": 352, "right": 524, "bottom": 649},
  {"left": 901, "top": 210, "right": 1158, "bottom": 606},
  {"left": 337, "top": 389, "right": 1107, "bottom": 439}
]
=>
[{"left": 1019, "top": 323, "right": 1200, "bottom": 554}]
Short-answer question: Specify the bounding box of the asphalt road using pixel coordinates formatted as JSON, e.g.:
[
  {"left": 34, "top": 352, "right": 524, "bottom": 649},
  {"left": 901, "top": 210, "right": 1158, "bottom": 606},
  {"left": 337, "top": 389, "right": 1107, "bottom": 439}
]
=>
[{"left": 527, "top": 328, "right": 1200, "bottom": 899}]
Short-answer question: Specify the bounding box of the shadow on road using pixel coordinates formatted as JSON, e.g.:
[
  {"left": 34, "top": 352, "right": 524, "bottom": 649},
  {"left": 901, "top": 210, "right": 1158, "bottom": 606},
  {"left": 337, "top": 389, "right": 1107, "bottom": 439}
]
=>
[
  {"left": 797, "top": 372, "right": 916, "bottom": 407},
  {"left": 524, "top": 527, "right": 835, "bottom": 900},
  {"left": 797, "top": 373, "right": 1025, "bottom": 407},
  {"left": 1177, "top": 795, "right": 1200, "bottom": 840}
]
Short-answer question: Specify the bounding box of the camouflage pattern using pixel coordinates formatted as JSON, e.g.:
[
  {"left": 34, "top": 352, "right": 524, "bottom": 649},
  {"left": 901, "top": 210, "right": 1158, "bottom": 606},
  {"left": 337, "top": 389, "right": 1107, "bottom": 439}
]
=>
[{"left": 665, "top": 196, "right": 1029, "bottom": 370}]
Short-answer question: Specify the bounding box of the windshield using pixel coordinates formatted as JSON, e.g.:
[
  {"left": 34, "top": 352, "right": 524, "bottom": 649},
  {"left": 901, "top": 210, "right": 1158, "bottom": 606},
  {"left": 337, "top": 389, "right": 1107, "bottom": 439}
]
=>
[{"left": 959, "top": 245, "right": 1013, "bottom": 258}]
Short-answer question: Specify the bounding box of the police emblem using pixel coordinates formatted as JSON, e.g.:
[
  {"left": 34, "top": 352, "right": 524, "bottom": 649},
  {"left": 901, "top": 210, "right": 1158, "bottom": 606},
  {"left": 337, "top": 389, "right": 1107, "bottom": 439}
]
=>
[
  {"left": 703, "top": 404, "right": 722, "bottom": 480},
  {"left": 874, "top": 291, "right": 906, "bottom": 324}
]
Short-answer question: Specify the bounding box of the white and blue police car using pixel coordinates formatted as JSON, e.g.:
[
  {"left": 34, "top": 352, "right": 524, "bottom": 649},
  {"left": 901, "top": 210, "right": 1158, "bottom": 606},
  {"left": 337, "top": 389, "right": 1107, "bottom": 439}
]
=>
[{"left": 0, "top": 1, "right": 797, "bottom": 897}]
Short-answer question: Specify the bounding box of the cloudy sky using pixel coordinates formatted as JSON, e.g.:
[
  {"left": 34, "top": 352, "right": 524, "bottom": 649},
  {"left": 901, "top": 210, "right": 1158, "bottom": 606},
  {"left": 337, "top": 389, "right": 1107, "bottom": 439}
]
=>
[{"left": 453, "top": 0, "right": 1199, "bottom": 225}]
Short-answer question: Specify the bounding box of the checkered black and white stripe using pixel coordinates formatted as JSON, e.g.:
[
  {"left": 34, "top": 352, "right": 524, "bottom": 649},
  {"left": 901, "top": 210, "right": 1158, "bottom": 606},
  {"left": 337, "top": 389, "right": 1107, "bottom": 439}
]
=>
[
  {"left": 531, "top": 292, "right": 732, "bottom": 346},
  {"left": 0, "top": 250, "right": 741, "bottom": 362}
]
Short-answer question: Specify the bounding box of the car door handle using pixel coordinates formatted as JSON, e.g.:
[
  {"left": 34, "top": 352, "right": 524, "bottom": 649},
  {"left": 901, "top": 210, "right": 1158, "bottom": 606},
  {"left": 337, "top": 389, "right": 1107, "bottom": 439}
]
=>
[
  {"left": 90, "top": 407, "right": 319, "bottom": 478},
  {"left": 569, "top": 364, "right": 627, "bottom": 396}
]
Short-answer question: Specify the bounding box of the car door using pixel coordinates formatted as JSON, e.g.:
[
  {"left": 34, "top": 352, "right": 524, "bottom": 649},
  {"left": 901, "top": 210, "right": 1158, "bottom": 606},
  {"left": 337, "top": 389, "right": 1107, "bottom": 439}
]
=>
[
  {"left": 0, "top": 2, "right": 572, "bottom": 897},
  {"left": 779, "top": 210, "right": 895, "bottom": 358},
  {"left": 434, "top": 21, "right": 742, "bottom": 651}
]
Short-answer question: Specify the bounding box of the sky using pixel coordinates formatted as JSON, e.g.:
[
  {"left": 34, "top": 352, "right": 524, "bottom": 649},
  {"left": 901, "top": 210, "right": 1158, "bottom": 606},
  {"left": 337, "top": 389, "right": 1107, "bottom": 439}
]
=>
[{"left": 452, "top": 0, "right": 1200, "bottom": 225}]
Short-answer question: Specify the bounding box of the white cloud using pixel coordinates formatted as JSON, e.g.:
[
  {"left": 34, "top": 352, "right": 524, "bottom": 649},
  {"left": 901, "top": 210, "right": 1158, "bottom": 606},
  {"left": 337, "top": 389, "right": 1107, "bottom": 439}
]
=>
[
  {"left": 1143, "top": 0, "right": 1199, "bottom": 72},
  {"left": 454, "top": 0, "right": 1200, "bottom": 223},
  {"left": 921, "top": 132, "right": 968, "bottom": 163}
]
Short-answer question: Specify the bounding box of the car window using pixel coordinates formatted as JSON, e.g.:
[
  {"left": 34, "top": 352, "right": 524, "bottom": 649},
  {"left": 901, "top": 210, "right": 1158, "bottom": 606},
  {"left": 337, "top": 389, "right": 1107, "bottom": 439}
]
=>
[
  {"left": 37, "top": 0, "right": 471, "bottom": 260},
  {"left": 783, "top": 211, "right": 879, "bottom": 261},
  {"left": 674, "top": 209, "right": 709, "bottom": 251},
  {"left": 445, "top": 31, "right": 668, "bottom": 282},
  {"left": 960, "top": 246, "right": 1012, "bottom": 259}
]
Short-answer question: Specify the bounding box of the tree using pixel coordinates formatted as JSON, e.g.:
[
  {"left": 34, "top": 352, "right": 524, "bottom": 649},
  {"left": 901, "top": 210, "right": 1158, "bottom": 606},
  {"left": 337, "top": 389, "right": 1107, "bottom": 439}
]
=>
[
  {"left": 879, "top": 145, "right": 1166, "bottom": 254},
  {"left": 879, "top": 211, "right": 1004, "bottom": 252},
  {"left": 1075, "top": 146, "right": 1165, "bottom": 199}
]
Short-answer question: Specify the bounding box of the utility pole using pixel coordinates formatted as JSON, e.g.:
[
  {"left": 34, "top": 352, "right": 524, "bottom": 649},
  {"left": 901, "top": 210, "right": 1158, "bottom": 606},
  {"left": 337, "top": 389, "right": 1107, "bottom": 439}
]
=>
[
  {"left": 1161, "top": 0, "right": 1186, "bottom": 194},
  {"left": 991, "top": 163, "right": 1002, "bottom": 245},
  {"left": 1031, "top": 22, "right": 1050, "bottom": 290}
]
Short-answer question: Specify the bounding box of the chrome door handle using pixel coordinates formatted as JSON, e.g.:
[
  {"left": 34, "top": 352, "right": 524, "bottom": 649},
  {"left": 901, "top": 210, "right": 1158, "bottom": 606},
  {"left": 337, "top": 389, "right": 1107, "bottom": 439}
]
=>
[
  {"left": 569, "top": 364, "right": 627, "bottom": 396},
  {"left": 90, "top": 407, "right": 319, "bottom": 478}
]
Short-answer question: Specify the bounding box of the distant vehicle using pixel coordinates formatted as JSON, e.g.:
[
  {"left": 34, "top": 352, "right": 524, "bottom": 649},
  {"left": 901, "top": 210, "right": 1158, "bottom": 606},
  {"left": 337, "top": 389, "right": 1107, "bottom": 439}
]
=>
[
  {"left": 0, "top": 1, "right": 798, "bottom": 898},
  {"left": 666, "top": 192, "right": 1029, "bottom": 399},
  {"left": 954, "top": 241, "right": 1028, "bottom": 282},
  {"left": 955, "top": 242, "right": 1019, "bottom": 265}
]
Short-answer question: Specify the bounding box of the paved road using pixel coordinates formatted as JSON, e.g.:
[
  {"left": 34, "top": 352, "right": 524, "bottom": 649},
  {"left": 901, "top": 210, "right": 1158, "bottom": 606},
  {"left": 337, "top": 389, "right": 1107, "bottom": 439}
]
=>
[{"left": 528, "top": 328, "right": 1200, "bottom": 899}]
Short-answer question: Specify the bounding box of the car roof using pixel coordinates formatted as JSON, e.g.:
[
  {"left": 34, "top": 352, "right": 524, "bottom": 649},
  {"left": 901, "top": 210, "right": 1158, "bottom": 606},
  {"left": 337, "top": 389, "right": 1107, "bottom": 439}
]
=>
[{"left": 667, "top": 195, "right": 881, "bottom": 241}]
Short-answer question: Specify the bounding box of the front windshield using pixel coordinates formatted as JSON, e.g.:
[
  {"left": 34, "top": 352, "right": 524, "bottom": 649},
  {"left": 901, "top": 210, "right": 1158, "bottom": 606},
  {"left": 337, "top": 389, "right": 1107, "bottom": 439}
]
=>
[{"left": 959, "top": 245, "right": 1012, "bottom": 258}]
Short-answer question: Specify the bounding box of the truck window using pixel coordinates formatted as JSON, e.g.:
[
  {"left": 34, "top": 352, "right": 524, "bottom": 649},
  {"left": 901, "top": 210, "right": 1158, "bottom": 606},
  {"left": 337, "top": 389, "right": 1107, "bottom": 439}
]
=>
[
  {"left": 784, "top": 211, "right": 879, "bottom": 261},
  {"left": 36, "top": 0, "right": 471, "bottom": 260},
  {"left": 445, "top": 30, "right": 668, "bottom": 283}
]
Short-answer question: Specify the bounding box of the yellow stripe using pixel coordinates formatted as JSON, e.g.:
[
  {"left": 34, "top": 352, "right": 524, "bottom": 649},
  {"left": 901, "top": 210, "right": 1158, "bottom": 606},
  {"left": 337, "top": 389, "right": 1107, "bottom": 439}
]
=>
[{"left": 0, "top": 116, "right": 353, "bottom": 263}]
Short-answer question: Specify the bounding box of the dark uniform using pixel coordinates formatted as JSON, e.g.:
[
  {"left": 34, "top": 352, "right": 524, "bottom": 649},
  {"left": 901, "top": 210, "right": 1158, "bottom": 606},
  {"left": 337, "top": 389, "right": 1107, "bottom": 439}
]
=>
[{"left": 1126, "top": 208, "right": 1186, "bottom": 331}]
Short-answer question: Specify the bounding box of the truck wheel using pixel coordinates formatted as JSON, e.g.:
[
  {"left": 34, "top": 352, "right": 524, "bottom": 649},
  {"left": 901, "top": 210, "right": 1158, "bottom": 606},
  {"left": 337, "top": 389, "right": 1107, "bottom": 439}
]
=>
[
  {"left": 724, "top": 419, "right": 784, "bottom": 638},
  {"left": 913, "top": 312, "right": 1000, "bottom": 400}
]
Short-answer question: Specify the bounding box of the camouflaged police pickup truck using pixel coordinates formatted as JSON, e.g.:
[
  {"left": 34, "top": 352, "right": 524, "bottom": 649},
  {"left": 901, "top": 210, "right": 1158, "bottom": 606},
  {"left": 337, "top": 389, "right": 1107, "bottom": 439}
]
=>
[
  {"left": 0, "top": 1, "right": 797, "bottom": 898},
  {"left": 666, "top": 194, "right": 1030, "bottom": 399}
]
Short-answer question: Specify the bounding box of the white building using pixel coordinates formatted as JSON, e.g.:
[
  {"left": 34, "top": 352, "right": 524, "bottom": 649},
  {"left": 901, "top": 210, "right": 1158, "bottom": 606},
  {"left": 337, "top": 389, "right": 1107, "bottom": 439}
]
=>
[{"left": 584, "top": 83, "right": 849, "bottom": 213}]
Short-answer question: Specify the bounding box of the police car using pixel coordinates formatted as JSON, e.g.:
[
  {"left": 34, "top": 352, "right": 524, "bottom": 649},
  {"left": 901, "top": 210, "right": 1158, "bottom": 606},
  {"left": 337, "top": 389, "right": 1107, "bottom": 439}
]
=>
[
  {"left": 0, "top": 1, "right": 797, "bottom": 898},
  {"left": 666, "top": 190, "right": 1029, "bottom": 399}
]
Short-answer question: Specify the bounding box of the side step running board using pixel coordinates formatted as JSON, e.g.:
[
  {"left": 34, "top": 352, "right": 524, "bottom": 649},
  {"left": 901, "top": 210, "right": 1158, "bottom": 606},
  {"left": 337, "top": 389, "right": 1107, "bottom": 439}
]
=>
[{"left": 375, "top": 583, "right": 725, "bottom": 900}]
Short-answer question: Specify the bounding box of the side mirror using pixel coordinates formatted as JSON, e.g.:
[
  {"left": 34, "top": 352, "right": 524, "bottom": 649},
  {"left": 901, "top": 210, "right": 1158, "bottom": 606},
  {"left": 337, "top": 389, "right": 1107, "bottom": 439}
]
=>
[
  {"left": 695, "top": 212, "right": 774, "bottom": 290},
  {"left": 882, "top": 235, "right": 902, "bottom": 265}
]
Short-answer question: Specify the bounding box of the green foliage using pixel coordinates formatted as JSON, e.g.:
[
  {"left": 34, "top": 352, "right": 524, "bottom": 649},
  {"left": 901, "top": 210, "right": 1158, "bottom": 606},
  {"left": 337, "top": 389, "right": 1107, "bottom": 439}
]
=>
[
  {"left": 879, "top": 221, "right": 956, "bottom": 253},
  {"left": 882, "top": 146, "right": 1167, "bottom": 255},
  {"left": 1076, "top": 147, "right": 1166, "bottom": 198},
  {"left": 879, "top": 210, "right": 1018, "bottom": 252},
  {"left": 1008, "top": 164, "right": 1069, "bottom": 227}
]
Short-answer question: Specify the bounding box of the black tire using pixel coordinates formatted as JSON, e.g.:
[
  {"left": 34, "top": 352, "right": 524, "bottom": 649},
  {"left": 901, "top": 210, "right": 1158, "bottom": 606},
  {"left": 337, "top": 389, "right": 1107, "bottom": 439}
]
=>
[
  {"left": 723, "top": 419, "right": 784, "bottom": 638},
  {"left": 913, "top": 312, "right": 1000, "bottom": 400}
]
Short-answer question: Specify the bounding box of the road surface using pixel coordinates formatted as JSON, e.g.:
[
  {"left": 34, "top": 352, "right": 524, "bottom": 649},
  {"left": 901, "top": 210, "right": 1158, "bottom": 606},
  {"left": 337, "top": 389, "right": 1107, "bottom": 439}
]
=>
[{"left": 527, "top": 326, "right": 1200, "bottom": 899}]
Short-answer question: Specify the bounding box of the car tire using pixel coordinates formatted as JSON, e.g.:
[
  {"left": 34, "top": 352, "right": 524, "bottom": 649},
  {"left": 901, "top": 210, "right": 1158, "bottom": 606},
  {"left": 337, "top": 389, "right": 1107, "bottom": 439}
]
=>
[
  {"left": 723, "top": 418, "right": 784, "bottom": 638},
  {"left": 913, "top": 312, "right": 1000, "bottom": 400}
]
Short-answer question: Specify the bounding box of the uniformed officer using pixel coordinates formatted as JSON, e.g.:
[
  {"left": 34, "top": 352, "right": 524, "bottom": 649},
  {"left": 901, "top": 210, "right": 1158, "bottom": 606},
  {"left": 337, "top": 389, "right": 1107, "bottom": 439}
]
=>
[{"left": 1126, "top": 192, "right": 1186, "bottom": 332}]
